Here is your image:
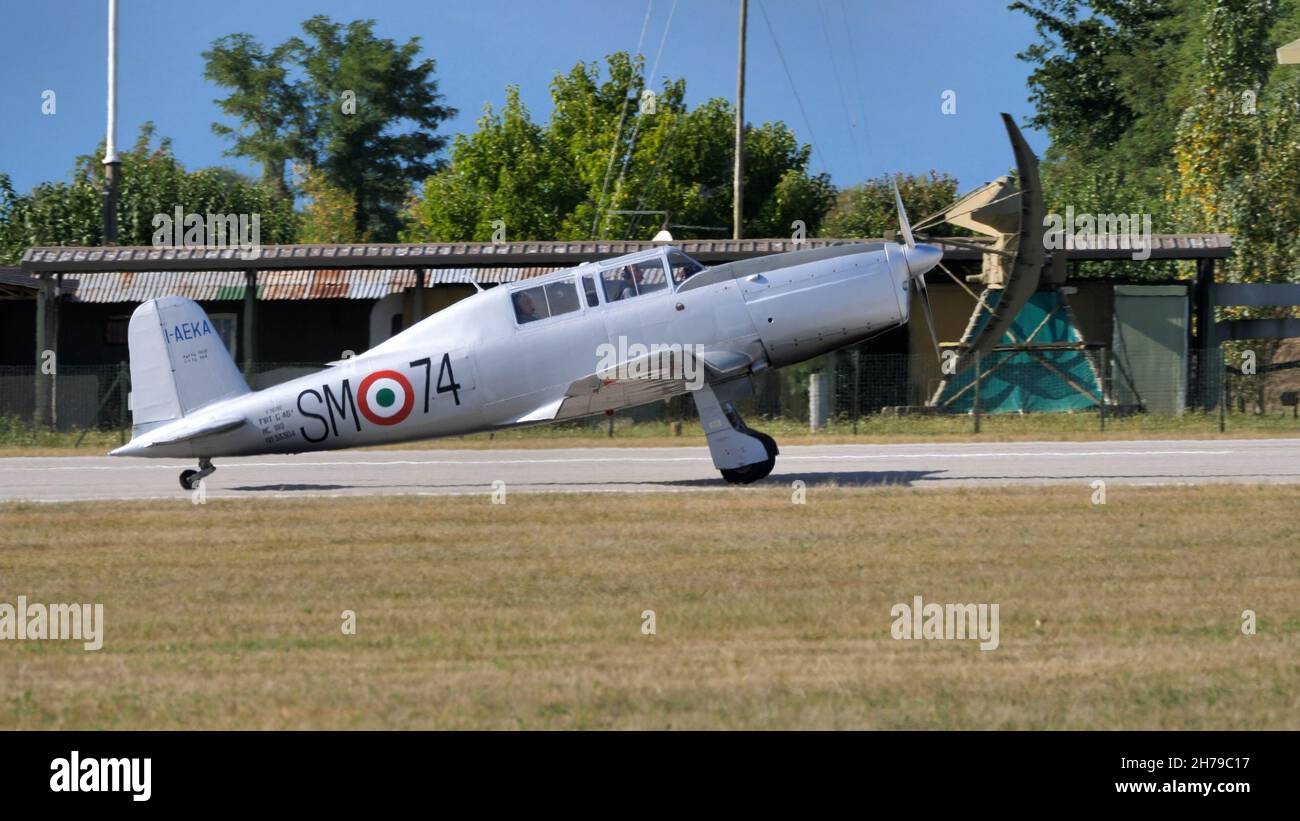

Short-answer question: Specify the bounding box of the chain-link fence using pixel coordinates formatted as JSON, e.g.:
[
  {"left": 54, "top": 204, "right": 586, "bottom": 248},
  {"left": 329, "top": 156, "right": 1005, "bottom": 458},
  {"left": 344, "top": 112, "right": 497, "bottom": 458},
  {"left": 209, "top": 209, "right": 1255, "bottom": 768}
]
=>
[
  {"left": 0, "top": 362, "right": 326, "bottom": 436},
  {"left": 4, "top": 349, "right": 1299, "bottom": 438}
]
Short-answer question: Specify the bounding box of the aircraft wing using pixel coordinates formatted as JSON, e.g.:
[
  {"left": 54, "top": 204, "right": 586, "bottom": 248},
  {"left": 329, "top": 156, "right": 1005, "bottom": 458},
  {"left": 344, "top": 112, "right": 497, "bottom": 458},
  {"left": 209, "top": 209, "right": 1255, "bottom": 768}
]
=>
[{"left": 506, "top": 347, "right": 757, "bottom": 424}]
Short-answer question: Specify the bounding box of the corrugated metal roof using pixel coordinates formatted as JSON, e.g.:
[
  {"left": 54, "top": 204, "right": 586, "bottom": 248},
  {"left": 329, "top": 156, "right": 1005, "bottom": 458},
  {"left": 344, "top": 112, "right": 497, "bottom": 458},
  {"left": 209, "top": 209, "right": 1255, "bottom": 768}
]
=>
[
  {"left": 54, "top": 267, "right": 565, "bottom": 303},
  {"left": 15, "top": 234, "right": 1237, "bottom": 302},
  {"left": 19, "top": 234, "right": 1238, "bottom": 274}
]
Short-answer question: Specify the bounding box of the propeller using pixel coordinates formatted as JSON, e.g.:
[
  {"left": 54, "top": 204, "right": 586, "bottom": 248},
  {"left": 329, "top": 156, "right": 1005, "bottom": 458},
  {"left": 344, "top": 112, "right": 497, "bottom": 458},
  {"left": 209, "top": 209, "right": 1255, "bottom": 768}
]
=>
[
  {"left": 892, "top": 179, "right": 943, "bottom": 362},
  {"left": 893, "top": 178, "right": 916, "bottom": 249}
]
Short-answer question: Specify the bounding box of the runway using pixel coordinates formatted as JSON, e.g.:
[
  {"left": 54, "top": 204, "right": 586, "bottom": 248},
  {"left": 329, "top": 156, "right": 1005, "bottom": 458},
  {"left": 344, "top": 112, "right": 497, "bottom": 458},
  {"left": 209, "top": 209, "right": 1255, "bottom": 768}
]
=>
[{"left": 2, "top": 438, "right": 1299, "bottom": 502}]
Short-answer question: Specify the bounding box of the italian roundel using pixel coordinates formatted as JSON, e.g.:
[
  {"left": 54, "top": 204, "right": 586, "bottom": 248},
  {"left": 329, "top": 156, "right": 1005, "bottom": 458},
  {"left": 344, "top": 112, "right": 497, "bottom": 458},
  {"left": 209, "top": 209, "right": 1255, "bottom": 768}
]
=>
[{"left": 357, "top": 370, "right": 415, "bottom": 426}]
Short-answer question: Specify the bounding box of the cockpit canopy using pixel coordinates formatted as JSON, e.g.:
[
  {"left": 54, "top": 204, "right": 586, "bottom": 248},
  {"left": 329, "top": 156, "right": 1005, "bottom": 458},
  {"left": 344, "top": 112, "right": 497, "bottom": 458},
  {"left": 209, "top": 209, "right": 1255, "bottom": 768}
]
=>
[{"left": 509, "top": 246, "right": 705, "bottom": 326}]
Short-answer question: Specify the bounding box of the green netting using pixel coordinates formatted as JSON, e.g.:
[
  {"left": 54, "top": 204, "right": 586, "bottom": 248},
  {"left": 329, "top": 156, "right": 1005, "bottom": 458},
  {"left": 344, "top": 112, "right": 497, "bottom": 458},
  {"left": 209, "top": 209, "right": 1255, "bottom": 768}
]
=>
[{"left": 938, "top": 290, "right": 1102, "bottom": 413}]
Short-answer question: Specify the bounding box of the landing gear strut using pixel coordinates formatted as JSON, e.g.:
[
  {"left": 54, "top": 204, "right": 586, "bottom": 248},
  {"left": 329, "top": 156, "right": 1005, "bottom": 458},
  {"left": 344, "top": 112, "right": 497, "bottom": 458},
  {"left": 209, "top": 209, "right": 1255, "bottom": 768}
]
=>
[
  {"left": 694, "top": 382, "right": 779, "bottom": 485},
  {"left": 179, "top": 458, "right": 215, "bottom": 491}
]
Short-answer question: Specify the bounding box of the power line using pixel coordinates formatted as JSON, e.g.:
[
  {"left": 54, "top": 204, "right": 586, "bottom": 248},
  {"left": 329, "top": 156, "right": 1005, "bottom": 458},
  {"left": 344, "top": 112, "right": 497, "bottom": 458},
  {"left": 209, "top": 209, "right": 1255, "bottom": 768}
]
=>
[
  {"left": 816, "top": 0, "right": 863, "bottom": 182},
  {"left": 647, "top": 0, "right": 677, "bottom": 86},
  {"left": 592, "top": 0, "right": 655, "bottom": 239},
  {"left": 838, "top": 0, "right": 876, "bottom": 174},
  {"left": 755, "top": 0, "right": 830, "bottom": 175},
  {"left": 607, "top": 0, "right": 679, "bottom": 237},
  {"left": 627, "top": 110, "right": 682, "bottom": 238}
]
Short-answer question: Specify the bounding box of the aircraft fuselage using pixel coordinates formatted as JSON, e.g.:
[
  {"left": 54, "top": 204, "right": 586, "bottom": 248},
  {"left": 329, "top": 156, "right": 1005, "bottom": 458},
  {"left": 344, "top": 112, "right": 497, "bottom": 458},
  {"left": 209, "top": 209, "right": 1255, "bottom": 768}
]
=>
[{"left": 112, "top": 242, "right": 926, "bottom": 459}]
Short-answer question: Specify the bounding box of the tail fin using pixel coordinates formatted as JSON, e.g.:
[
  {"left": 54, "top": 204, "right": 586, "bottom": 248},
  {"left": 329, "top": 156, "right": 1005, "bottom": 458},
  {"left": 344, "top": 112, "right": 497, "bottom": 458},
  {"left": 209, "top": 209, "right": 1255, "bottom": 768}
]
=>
[{"left": 127, "top": 296, "right": 250, "bottom": 436}]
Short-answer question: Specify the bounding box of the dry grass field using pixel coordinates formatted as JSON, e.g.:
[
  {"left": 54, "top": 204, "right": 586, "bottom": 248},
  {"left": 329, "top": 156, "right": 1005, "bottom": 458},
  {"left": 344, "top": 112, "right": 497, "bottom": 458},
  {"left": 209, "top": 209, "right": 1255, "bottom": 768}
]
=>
[{"left": 1, "top": 485, "right": 1296, "bottom": 729}]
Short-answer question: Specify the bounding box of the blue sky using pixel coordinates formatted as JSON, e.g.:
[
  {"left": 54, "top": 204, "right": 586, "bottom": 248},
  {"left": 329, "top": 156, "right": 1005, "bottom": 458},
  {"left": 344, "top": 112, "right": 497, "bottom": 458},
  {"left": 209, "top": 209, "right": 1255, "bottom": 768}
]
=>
[{"left": 0, "top": 0, "right": 1049, "bottom": 196}]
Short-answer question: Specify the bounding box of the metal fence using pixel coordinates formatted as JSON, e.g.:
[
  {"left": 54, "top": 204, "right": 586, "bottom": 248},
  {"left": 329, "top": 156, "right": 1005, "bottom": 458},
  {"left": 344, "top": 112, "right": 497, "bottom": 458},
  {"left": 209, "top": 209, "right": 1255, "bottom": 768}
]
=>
[
  {"left": 3, "top": 347, "right": 1298, "bottom": 437},
  {"left": 0, "top": 362, "right": 326, "bottom": 435}
]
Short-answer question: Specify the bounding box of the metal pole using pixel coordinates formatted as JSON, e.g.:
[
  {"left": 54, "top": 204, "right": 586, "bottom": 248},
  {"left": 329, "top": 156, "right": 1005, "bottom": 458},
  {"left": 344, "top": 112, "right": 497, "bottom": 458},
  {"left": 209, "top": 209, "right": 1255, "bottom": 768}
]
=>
[
  {"left": 1192, "top": 259, "right": 1213, "bottom": 408},
  {"left": 1098, "top": 347, "right": 1106, "bottom": 432},
  {"left": 102, "top": 0, "right": 121, "bottom": 244},
  {"left": 809, "top": 370, "right": 824, "bottom": 431},
  {"left": 414, "top": 267, "right": 426, "bottom": 325},
  {"left": 51, "top": 273, "right": 61, "bottom": 429},
  {"left": 732, "top": 0, "right": 747, "bottom": 240},
  {"left": 119, "top": 360, "right": 129, "bottom": 445},
  {"left": 243, "top": 270, "right": 258, "bottom": 382},
  {"left": 852, "top": 348, "right": 861, "bottom": 435},
  {"left": 1211, "top": 345, "right": 1222, "bottom": 436},
  {"left": 33, "top": 274, "right": 50, "bottom": 428},
  {"left": 973, "top": 349, "right": 982, "bottom": 434}
]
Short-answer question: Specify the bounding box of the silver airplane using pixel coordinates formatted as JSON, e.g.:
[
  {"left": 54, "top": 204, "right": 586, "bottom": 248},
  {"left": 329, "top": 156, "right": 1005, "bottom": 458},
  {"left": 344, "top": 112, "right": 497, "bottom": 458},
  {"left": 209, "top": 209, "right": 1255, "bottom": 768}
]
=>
[{"left": 111, "top": 188, "right": 943, "bottom": 489}]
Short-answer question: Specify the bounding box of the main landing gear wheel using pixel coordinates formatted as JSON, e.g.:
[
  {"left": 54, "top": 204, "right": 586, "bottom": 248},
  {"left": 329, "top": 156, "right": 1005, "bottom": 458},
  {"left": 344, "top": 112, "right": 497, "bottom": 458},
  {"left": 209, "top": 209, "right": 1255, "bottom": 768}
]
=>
[
  {"left": 720, "top": 431, "right": 778, "bottom": 485},
  {"left": 179, "top": 458, "right": 216, "bottom": 491}
]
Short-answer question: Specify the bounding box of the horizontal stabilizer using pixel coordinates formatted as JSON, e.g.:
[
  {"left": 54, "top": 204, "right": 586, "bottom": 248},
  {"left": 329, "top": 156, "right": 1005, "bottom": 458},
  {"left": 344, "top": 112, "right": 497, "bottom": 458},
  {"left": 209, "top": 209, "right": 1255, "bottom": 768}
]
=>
[{"left": 111, "top": 417, "right": 248, "bottom": 454}]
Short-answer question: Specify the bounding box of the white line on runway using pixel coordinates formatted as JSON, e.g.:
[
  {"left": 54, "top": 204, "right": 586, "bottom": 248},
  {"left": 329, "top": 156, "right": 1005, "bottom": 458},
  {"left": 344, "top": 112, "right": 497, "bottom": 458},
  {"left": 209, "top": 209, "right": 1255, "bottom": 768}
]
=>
[{"left": 0, "top": 448, "right": 1239, "bottom": 472}]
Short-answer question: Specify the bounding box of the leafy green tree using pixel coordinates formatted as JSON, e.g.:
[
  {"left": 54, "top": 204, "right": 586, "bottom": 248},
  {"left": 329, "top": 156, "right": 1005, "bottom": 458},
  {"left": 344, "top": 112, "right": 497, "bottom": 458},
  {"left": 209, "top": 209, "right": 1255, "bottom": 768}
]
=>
[
  {"left": 295, "top": 164, "right": 359, "bottom": 244},
  {"left": 0, "top": 123, "right": 297, "bottom": 263},
  {"left": 401, "top": 52, "right": 833, "bottom": 242},
  {"left": 819, "top": 172, "right": 963, "bottom": 238},
  {"left": 1011, "top": 0, "right": 1198, "bottom": 236},
  {"left": 1012, "top": 0, "right": 1195, "bottom": 161},
  {"left": 205, "top": 16, "right": 456, "bottom": 240},
  {"left": 1009, "top": 0, "right": 1300, "bottom": 281},
  {"left": 203, "top": 34, "right": 308, "bottom": 198},
  {"left": 1171, "top": 0, "right": 1283, "bottom": 237}
]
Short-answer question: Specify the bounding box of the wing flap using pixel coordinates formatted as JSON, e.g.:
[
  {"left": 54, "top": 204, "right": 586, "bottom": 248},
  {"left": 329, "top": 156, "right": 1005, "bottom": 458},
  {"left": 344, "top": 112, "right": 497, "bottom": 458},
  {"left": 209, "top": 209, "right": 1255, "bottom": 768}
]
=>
[{"left": 496, "top": 347, "right": 759, "bottom": 426}]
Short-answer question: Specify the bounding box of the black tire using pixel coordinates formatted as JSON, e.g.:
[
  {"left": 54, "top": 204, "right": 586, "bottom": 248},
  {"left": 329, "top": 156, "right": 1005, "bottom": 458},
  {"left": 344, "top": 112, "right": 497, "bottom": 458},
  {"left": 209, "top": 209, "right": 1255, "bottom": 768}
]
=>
[
  {"left": 719, "top": 432, "right": 778, "bottom": 484},
  {"left": 179, "top": 469, "right": 199, "bottom": 491},
  {"left": 720, "top": 456, "right": 776, "bottom": 484}
]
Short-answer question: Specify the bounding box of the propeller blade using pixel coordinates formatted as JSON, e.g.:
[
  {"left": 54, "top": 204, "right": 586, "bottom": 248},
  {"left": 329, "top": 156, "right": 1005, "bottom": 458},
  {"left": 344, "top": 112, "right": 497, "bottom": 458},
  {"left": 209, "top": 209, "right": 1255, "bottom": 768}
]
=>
[
  {"left": 915, "top": 277, "right": 941, "bottom": 362},
  {"left": 892, "top": 179, "right": 916, "bottom": 249}
]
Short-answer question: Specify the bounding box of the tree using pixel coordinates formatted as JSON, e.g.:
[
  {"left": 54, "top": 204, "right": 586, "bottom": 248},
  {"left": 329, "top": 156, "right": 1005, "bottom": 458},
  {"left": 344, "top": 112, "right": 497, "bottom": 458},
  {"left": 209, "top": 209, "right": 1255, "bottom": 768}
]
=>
[
  {"left": 204, "top": 16, "right": 456, "bottom": 240},
  {"left": 1008, "top": 0, "right": 1300, "bottom": 281},
  {"left": 1171, "top": 0, "right": 1283, "bottom": 237},
  {"left": 819, "top": 172, "right": 963, "bottom": 238},
  {"left": 1012, "top": 0, "right": 1194, "bottom": 161},
  {"left": 0, "top": 124, "right": 297, "bottom": 263},
  {"left": 1011, "top": 0, "right": 1197, "bottom": 240},
  {"left": 401, "top": 52, "right": 834, "bottom": 242},
  {"left": 1018, "top": 0, "right": 1296, "bottom": 406},
  {"left": 295, "top": 164, "right": 359, "bottom": 244},
  {"left": 203, "top": 34, "right": 308, "bottom": 198}
]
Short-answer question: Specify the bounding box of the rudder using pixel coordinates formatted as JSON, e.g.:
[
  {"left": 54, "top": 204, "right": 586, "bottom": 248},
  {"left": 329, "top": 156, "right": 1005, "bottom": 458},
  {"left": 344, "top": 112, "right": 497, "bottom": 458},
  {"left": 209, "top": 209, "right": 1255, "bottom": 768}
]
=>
[{"left": 127, "top": 297, "right": 250, "bottom": 435}]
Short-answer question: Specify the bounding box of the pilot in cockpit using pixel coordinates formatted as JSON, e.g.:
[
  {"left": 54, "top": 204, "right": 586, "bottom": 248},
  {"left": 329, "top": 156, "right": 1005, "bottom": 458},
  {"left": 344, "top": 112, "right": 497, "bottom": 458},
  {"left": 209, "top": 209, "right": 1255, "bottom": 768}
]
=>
[
  {"left": 616, "top": 267, "right": 638, "bottom": 301},
  {"left": 513, "top": 291, "right": 541, "bottom": 323}
]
